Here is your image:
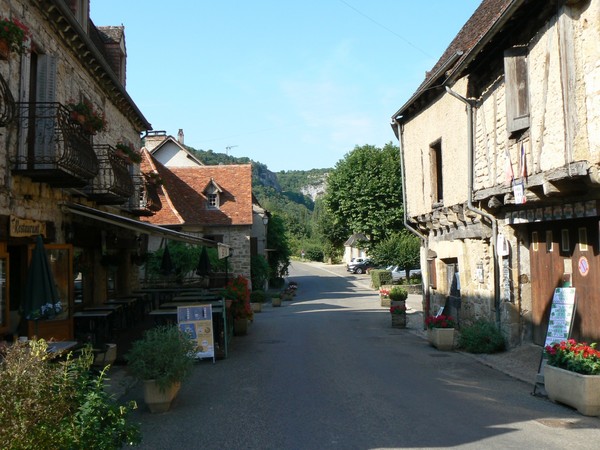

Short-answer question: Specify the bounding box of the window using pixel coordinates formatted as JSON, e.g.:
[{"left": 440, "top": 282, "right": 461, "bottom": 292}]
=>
[
  {"left": 207, "top": 193, "right": 219, "bottom": 209},
  {"left": 430, "top": 139, "right": 443, "bottom": 205},
  {"left": 504, "top": 47, "right": 530, "bottom": 134}
]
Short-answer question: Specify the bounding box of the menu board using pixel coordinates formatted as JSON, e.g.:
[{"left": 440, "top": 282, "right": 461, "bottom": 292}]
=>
[
  {"left": 544, "top": 288, "right": 577, "bottom": 348},
  {"left": 177, "top": 304, "right": 215, "bottom": 361}
]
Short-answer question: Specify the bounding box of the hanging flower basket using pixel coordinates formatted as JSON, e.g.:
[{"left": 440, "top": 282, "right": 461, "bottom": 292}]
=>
[{"left": 0, "top": 16, "right": 30, "bottom": 59}]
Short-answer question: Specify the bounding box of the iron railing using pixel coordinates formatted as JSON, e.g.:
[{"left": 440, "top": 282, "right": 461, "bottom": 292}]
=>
[
  {"left": 126, "top": 175, "right": 162, "bottom": 216},
  {"left": 85, "top": 144, "right": 135, "bottom": 204},
  {"left": 11, "top": 102, "right": 99, "bottom": 187}
]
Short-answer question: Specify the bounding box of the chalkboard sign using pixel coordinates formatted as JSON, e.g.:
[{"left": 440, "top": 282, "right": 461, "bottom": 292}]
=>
[{"left": 543, "top": 287, "right": 577, "bottom": 348}]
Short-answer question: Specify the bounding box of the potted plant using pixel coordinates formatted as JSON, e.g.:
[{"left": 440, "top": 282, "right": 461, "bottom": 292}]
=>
[
  {"left": 145, "top": 171, "right": 163, "bottom": 186},
  {"left": 544, "top": 339, "right": 600, "bottom": 416},
  {"left": 425, "top": 314, "right": 456, "bottom": 350},
  {"left": 379, "top": 287, "right": 391, "bottom": 307},
  {"left": 221, "top": 275, "right": 252, "bottom": 335},
  {"left": 0, "top": 16, "right": 30, "bottom": 58},
  {"left": 115, "top": 142, "right": 142, "bottom": 164},
  {"left": 66, "top": 99, "right": 107, "bottom": 134},
  {"left": 250, "top": 290, "right": 265, "bottom": 313},
  {"left": 271, "top": 292, "right": 282, "bottom": 307},
  {"left": 390, "top": 303, "right": 407, "bottom": 328},
  {"left": 125, "top": 325, "right": 196, "bottom": 413}
]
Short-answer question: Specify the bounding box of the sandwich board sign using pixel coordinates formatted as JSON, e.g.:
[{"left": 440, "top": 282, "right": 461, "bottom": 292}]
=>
[
  {"left": 543, "top": 287, "right": 576, "bottom": 348},
  {"left": 177, "top": 304, "right": 215, "bottom": 362}
]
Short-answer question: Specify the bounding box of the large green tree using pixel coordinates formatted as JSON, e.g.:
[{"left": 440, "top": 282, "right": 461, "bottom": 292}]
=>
[{"left": 323, "top": 142, "right": 404, "bottom": 247}]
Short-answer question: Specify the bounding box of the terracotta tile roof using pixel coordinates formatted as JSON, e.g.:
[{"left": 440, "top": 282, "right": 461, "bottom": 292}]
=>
[{"left": 141, "top": 152, "right": 253, "bottom": 227}]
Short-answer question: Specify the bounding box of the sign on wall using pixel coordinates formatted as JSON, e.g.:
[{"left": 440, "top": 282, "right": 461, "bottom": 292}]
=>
[{"left": 10, "top": 216, "right": 46, "bottom": 237}]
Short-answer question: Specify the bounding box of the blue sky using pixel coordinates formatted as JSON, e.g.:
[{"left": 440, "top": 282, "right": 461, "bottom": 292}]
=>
[{"left": 91, "top": 1, "right": 481, "bottom": 172}]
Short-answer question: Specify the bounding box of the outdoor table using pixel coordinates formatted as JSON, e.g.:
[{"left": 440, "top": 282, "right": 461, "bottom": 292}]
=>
[
  {"left": 84, "top": 304, "right": 125, "bottom": 330},
  {"left": 73, "top": 311, "right": 114, "bottom": 347},
  {"left": 105, "top": 297, "right": 138, "bottom": 326},
  {"left": 149, "top": 308, "right": 177, "bottom": 326}
]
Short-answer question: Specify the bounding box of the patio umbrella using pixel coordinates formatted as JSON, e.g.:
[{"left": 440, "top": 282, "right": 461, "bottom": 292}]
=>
[
  {"left": 160, "top": 244, "right": 174, "bottom": 275},
  {"left": 196, "top": 246, "right": 211, "bottom": 276},
  {"left": 23, "top": 235, "right": 62, "bottom": 335}
]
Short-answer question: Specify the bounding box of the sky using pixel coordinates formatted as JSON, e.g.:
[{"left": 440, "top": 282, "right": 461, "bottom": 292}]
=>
[{"left": 90, "top": 1, "right": 481, "bottom": 172}]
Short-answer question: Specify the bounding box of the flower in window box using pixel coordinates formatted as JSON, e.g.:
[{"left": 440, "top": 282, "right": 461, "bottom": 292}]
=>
[
  {"left": 0, "top": 16, "right": 30, "bottom": 57},
  {"left": 115, "top": 142, "right": 142, "bottom": 164},
  {"left": 66, "top": 99, "right": 107, "bottom": 134}
]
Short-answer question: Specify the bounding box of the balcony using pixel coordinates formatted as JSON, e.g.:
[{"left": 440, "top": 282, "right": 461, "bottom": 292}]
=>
[
  {"left": 84, "top": 144, "right": 135, "bottom": 204},
  {"left": 126, "top": 175, "right": 162, "bottom": 216},
  {"left": 11, "top": 102, "right": 99, "bottom": 187}
]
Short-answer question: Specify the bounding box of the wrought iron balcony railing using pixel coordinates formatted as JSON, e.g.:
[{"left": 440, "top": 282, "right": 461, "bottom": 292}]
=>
[
  {"left": 85, "top": 144, "right": 135, "bottom": 204},
  {"left": 126, "top": 175, "right": 162, "bottom": 216},
  {"left": 11, "top": 102, "right": 99, "bottom": 187}
]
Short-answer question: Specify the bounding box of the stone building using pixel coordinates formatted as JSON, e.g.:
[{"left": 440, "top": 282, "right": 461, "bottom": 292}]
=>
[
  {"left": 0, "top": 0, "right": 209, "bottom": 343},
  {"left": 391, "top": 0, "right": 600, "bottom": 347}
]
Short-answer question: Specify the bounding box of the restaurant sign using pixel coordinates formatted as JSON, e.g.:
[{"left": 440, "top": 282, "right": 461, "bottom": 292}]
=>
[{"left": 10, "top": 216, "right": 46, "bottom": 237}]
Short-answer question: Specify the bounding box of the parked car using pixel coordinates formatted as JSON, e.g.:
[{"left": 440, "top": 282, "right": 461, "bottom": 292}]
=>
[
  {"left": 390, "top": 265, "right": 422, "bottom": 282},
  {"left": 346, "top": 257, "right": 366, "bottom": 271},
  {"left": 348, "top": 259, "right": 375, "bottom": 274}
]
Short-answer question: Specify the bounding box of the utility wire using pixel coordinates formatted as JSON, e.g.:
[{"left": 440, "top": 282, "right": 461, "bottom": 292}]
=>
[{"left": 338, "top": 0, "right": 433, "bottom": 58}]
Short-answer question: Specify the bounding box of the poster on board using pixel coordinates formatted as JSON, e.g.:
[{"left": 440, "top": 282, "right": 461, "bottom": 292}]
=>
[
  {"left": 543, "top": 287, "right": 577, "bottom": 348},
  {"left": 177, "top": 304, "right": 215, "bottom": 361}
]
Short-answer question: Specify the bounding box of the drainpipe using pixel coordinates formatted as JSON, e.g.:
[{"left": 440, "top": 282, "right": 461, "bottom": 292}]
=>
[
  {"left": 444, "top": 86, "right": 500, "bottom": 327},
  {"left": 391, "top": 118, "right": 430, "bottom": 324}
]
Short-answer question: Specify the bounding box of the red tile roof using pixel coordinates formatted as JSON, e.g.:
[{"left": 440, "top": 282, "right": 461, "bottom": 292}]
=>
[{"left": 140, "top": 151, "right": 253, "bottom": 227}]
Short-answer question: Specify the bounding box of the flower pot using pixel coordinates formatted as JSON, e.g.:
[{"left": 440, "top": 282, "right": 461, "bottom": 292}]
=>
[
  {"left": 380, "top": 296, "right": 391, "bottom": 307},
  {"left": 251, "top": 302, "right": 262, "bottom": 313},
  {"left": 272, "top": 297, "right": 282, "bottom": 307},
  {"left": 544, "top": 365, "right": 600, "bottom": 416},
  {"left": 234, "top": 318, "right": 248, "bottom": 336},
  {"left": 391, "top": 314, "right": 406, "bottom": 328},
  {"left": 143, "top": 380, "right": 181, "bottom": 413},
  {"left": 427, "top": 328, "right": 455, "bottom": 351}
]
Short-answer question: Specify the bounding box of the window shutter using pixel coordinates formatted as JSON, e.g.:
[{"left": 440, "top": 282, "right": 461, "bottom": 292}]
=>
[
  {"left": 35, "top": 55, "right": 57, "bottom": 161},
  {"left": 504, "top": 47, "right": 530, "bottom": 133}
]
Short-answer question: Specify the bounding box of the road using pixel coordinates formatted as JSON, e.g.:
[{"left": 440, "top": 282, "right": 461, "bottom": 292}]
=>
[{"left": 127, "top": 261, "right": 600, "bottom": 449}]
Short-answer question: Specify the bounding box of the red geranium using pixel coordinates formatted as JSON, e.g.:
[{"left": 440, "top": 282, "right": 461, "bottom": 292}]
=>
[
  {"left": 545, "top": 339, "right": 600, "bottom": 375},
  {"left": 425, "top": 314, "right": 456, "bottom": 329}
]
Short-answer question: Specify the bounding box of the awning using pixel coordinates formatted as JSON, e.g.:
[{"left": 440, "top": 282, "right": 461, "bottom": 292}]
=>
[{"left": 63, "top": 202, "right": 222, "bottom": 248}]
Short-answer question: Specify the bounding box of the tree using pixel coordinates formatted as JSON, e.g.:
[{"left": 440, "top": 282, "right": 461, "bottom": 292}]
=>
[
  {"left": 266, "top": 214, "right": 291, "bottom": 281},
  {"left": 370, "top": 230, "right": 420, "bottom": 278},
  {"left": 322, "top": 142, "right": 404, "bottom": 248}
]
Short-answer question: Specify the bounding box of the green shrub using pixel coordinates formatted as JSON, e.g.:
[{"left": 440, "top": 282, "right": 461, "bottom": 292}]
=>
[
  {"left": 370, "top": 269, "right": 392, "bottom": 290},
  {"left": 305, "top": 248, "right": 324, "bottom": 262},
  {"left": 250, "top": 290, "right": 266, "bottom": 303},
  {"left": 0, "top": 340, "right": 140, "bottom": 449},
  {"left": 388, "top": 286, "right": 408, "bottom": 302},
  {"left": 458, "top": 320, "right": 506, "bottom": 354},
  {"left": 251, "top": 255, "right": 270, "bottom": 290},
  {"left": 270, "top": 277, "right": 285, "bottom": 289}
]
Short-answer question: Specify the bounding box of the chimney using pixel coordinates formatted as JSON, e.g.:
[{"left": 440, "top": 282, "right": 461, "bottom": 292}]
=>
[
  {"left": 178, "top": 129, "right": 184, "bottom": 145},
  {"left": 143, "top": 131, "right": 167, "bottom": 151}
]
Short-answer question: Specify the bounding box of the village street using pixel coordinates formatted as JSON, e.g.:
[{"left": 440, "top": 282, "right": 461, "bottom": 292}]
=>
[{"left": 123, "top": 261, "right": 600, "bottom": 449}]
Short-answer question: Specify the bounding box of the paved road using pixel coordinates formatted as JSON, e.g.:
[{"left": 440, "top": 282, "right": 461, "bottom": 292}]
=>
[{"left": 125, "top": 261, "right": 600, "bottom": 449}]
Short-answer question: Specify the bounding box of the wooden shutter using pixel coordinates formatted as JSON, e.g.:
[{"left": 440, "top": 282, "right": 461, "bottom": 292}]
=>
[
  {"left": 35, "top": 54, "right": 57, "bottom": 162},
  {"left": 504, "top": 47, "right": 530, "bottom": 133}
]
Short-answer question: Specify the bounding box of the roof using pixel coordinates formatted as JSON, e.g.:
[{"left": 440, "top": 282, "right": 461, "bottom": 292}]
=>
[
  {"left": 150, "top": 136, "right": 204, "bottom": 166},
  {"left": 141, "top": 152, "right": 254, "bottom": 227},
  {"left": 344, "top": 233, "right": 369, "bottom": 246},
  {"left": 392, "top": 0, "right": 517, "bottom": 121}
]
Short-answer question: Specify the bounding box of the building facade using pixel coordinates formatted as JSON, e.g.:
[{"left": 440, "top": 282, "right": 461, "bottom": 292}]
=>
[{"left": 392, "top": 0, "right": 600, "bottom": 347}]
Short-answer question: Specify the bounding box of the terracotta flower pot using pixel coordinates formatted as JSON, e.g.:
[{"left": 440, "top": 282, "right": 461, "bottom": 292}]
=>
[{"left": 143, "top": 380, "right": 181, "bottom": 413}]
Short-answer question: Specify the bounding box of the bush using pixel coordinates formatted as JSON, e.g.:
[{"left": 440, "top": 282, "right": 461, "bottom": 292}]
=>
[
  {"left": 370, "top": 269, "right": 392, "bottom": 290},
  {"left": 458, "top": 320, "right": 506, "bottom": 354},
  {"left": 0, "top": 340, "right": 140, "bottom": 449},
  {"left": 250, "top": 290, "right": 266, "bottom": 303},
  {"left": 388, "top": 286, "right": 408, "bottom": 302},
  {"left": 270, "top": 277, "right": 285, "bottom": 289},
  {"left": 305, "top": 247, "right": 324, "bottom": 262},
  {"left": 251, "top": 255, "right": 270, "bottom": 290}
]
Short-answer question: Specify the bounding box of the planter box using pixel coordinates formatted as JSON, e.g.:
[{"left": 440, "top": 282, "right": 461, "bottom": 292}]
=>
[
  {"left": 272, "top": 297, "right": 282, "bottom": 307},
  {"left": 391, "top": 314, "right": 406, "bottom": 328},
  {"left": 427, "top": 328, "right": 455, "bottom": 351},
  {"left": 251, "top": 302, "right": 262, "bottom": 313},
  {"left": 380, "top": 296, "right": 391, "bottom": 307},
  {"left": 545, "top": 365, "right": 600, "bottom": 416}
]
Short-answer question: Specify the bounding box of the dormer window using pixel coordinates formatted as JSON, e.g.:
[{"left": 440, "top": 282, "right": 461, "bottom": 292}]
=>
[
  {"left": 204, "top": 178, "right": 223, "bottom": 210},
  {"left": 207, "top": 193, "right": 219, "bottom": 209}
]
